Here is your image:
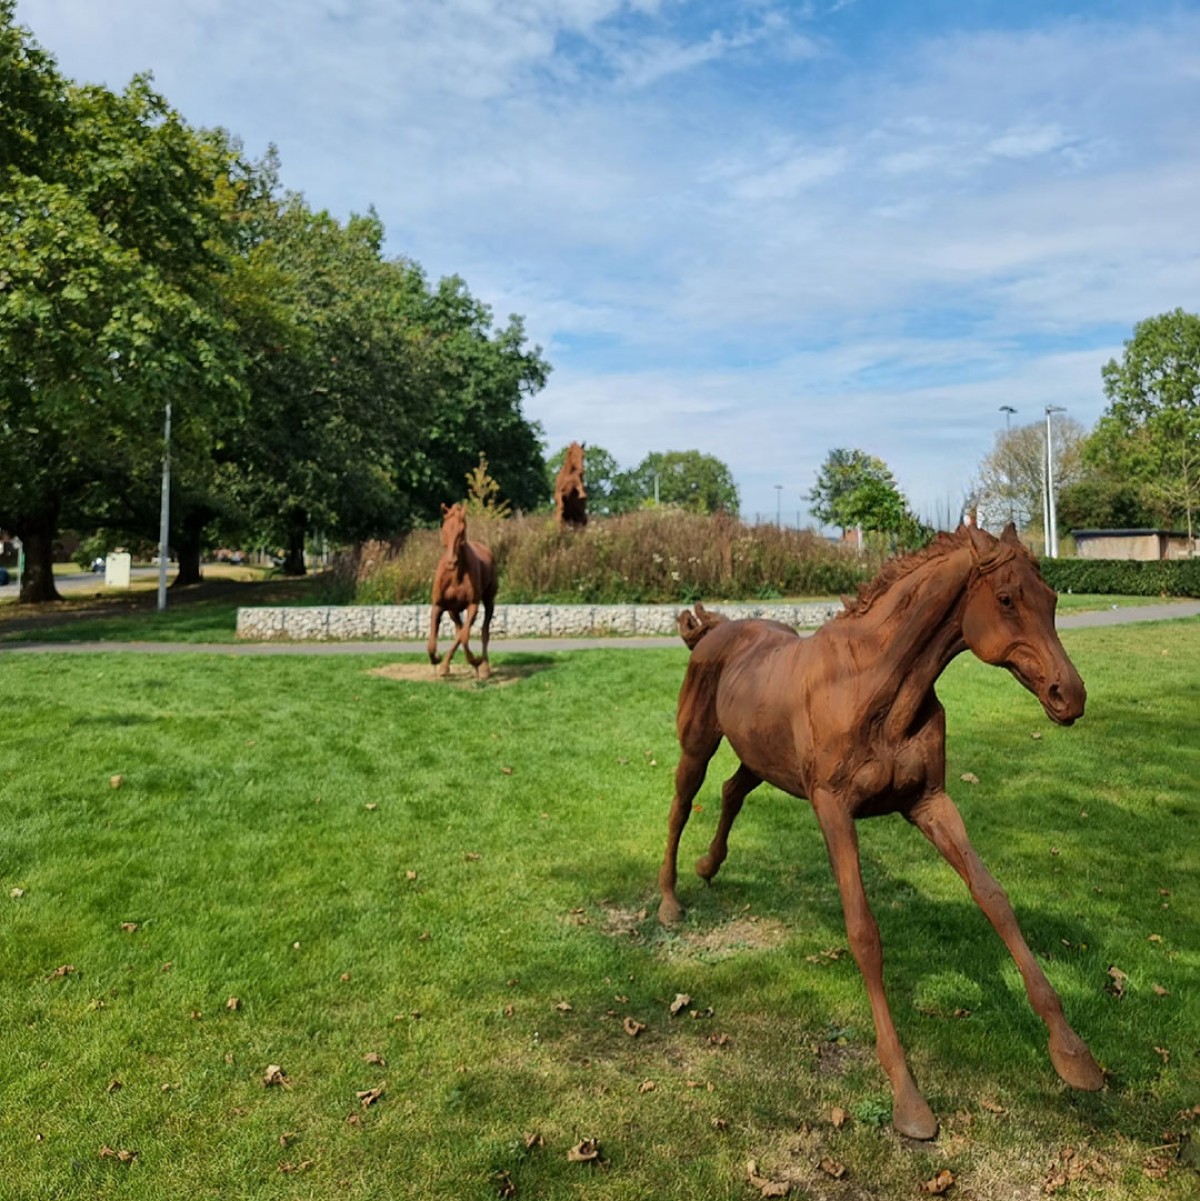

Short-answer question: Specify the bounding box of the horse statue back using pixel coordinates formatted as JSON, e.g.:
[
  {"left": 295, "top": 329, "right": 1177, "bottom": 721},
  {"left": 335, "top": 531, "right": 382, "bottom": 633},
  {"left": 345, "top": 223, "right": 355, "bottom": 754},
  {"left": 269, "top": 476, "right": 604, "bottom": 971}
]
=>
[
  {"left": 658, "top": 523, "right": 1102, "bottom": 1138},
  {"left": 427, "top": 502, "right": 497, "bottom": 679},
  {"left": 554, "top": 442, "right": 587, "bottom": 528}
]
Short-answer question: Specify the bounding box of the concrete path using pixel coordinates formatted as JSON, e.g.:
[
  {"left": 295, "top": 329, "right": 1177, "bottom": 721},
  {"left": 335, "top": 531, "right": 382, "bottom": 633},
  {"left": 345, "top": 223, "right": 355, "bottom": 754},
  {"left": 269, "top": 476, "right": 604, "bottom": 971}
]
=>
[{"left": 0, "top": 601, "right": 1196, "bottom": 656}]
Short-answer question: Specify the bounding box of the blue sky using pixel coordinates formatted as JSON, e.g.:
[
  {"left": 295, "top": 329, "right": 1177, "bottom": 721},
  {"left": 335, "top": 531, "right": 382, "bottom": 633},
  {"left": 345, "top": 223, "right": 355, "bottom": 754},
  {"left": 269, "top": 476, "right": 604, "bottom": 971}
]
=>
[{"left": 16, "top": 0, "right": 1200, "bottom": 526}]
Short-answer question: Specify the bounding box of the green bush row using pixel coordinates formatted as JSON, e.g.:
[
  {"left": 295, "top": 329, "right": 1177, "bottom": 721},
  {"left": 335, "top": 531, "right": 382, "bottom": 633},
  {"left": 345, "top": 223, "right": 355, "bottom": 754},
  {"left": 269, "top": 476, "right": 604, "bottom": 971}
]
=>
[
  {"left": 1041, "top": 557, "right": 1200, "bottom": 597},
  {"left": 337, "top": 509, "right": 878, "bottom": 605}
]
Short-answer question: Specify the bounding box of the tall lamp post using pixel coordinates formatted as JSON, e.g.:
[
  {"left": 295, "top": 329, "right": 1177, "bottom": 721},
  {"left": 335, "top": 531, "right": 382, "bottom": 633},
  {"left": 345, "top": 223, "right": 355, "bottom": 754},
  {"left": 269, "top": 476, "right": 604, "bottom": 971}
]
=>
[
  {"left": 156, "top": 402, "right": 172, "bottom": 611},
  {"left": 998, "top": 405, "right": 1017, "bottom": 524},
  {"left": 1044, "top": 405, "right": 1066, "bottom": 558},
  {"left": 774, "top": 484, "right": 783, "bottom": 527}
]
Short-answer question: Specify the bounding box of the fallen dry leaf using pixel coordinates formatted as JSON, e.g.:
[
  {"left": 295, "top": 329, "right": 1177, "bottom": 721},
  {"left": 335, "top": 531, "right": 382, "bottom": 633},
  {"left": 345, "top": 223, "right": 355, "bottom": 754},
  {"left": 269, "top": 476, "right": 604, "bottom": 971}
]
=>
[
  {"left": 523, "top": 1131, "right": 544, "bottom": 1150},
  {"left": 356, "top": 1083, "right": 386, "bottom": 1108},
  {"left": 119, "top": 922, "right": 138, "bottom": 933},
  {"left": 1031, "top": 731, "right": 1043, "bottom": 740},
  {"left": 1149, "top": 933, "right": 1163, "bottom": 943},
  {"left": 637, "top": 1079, "right": 656, "bottom": 1093},
  {"left": 669, "top": 992, "right": 692, "bottom": 1016},
  {"left": 1105, "top": 965, "right": 1128, "bottom": 999},
  {"left": 819, "top": 1156, "right": 847, "bottom": 1180},
  {"left": 464, "top": 852, "right": 482, "bottom": 861},
  {"left": 494, "top": 1168, "right": 517, "bottom": 1197},
  {"left": 981, "top": 1099, "right": 1007, "bottom": 1115},
  {"left": 690, "top": 1006, "right": 715, "bottom": 1019},
  {"left": 921, "top": 1168, "right": 956, "bottom": 1194},
  {"left": 623, "top": 1016, "right": 646, "bottom": 1037},
  {"left": 712, "top": 1117, "right": 728, "bottom": 1131},
  {"left": 99, "top": 1146, "right": 137, "bottom": 1163},
  {"left": 109, "top": 775, "right": 123, "bottom": 789},
  {"left": 363, "top": 1052, "right": 386, "bottom": 1067},
  {"left": 279, "top": 1131, "right": 296, "bottom": 1147},
  {"left": 830, "top": 1106, "right": 848, "bottom": 1128},
  {"left": 10, "top": 887, "right": 24, "bottom": 898},
  {"left": 567, "top": 1139, "right": 601, "bottom": 1163},
  {"left": 364, "top": 802, "right": 377, "bottom": 811},
  {"left": 500, "top": 766, "right": 513, "bottom": 775},
  {"left": 406, "top": 871, "right": 418, "bottom": 881},
  {"left": 709, "top": 1032, "right": 730, "bottom": 1047},
  {"left": 746, "top": 1159, "right": 791, "bottom": 1197},
  {"left": 45, "top": 964, "right": 76, "bottom": 981},
  {"left": 555, "top": 1000, "right": 573, "bottom": 1013},
  {"left": 1154, "top": 1046, "right": 1170, "bottom": 1064},
  {"left": 106, "top": 1079, "right": 122, "bottom": 1094},
  {"left": 262, "top": 1064, "right": 289, "bottom": 1088},
  {"left": 226, "top": 996, "right": 240, "bottom": 1011},
  {"left": 1153, "top": 982, "right": 1171, "bottom": 997},
  {"left": 340, "top": 972, "right": 351, "bottom": 982},
  {"left": 1142, "top": 1155, "right": 1171, "bottom": 1181},
  {"left": 959, "top": 772, "right": 979, "bottom": 785},
  {"left": 278, "top": 1160, "right": 314, "bottom": 1173}
]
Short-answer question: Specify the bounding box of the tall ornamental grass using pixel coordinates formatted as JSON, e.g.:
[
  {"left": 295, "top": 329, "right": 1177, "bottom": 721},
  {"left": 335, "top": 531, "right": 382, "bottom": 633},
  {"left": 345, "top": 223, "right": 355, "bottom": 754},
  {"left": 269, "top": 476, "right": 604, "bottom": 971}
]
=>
[{"left": 341, "top": 510, "right": 874, "bottom": 604}]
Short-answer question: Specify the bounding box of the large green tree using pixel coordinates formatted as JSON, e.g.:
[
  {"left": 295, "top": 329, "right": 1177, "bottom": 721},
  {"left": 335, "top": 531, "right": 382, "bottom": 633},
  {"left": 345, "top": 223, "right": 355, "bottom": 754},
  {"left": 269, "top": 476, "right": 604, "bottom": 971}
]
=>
[
  {"left": 620, "top": 449, "right": 740, "bottom": 514},
  {"left": 0, "top": 5, "right": 243, "bottom": 600},
  {"left": 1091, "top": 308, "right": 1200, "bottom": 547},
  {"left": 808, "top": 447, "right": 927, "bottom": 548}
]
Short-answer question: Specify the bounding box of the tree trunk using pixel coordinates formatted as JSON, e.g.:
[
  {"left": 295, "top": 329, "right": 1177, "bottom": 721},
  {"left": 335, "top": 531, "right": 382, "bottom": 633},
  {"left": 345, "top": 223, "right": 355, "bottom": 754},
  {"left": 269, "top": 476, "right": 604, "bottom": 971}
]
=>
[
  {"left": 171, "top": 510, "right": 207, "bottom": 588},
  {"left": 282, "top": 512, "right": 307, "bottom": 576},
  {"left": 16, "top": 509, "right": 62, "bottom": 603}
]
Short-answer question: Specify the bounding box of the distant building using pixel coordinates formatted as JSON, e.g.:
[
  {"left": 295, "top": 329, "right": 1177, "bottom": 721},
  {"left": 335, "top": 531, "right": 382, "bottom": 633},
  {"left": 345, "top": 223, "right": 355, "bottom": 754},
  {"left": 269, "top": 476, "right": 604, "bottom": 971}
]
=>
[{"left": 1072, "top": 529, "right": 1192, "bottom": 561}]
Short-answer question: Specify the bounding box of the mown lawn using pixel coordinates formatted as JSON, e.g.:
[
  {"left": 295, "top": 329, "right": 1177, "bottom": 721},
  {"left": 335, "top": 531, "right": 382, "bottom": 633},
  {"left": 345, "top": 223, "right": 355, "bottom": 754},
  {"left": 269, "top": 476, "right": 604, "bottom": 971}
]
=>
[{"left": 0, "top": 619, "right": 1197, "bottom": 1199}]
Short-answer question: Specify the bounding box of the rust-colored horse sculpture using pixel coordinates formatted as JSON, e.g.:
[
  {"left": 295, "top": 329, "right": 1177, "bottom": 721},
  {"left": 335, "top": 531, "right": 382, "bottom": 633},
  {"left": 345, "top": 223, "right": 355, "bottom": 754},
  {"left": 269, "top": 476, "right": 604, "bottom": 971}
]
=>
[
  {"left": 427, "top": 502, "right": 497, "bottom": 679},
  {"left": 658, "top": 523, "right": 1103, "bottom": 1139},
  {"left": 554, "top": 441, "right": 587, "bottom": 528}
]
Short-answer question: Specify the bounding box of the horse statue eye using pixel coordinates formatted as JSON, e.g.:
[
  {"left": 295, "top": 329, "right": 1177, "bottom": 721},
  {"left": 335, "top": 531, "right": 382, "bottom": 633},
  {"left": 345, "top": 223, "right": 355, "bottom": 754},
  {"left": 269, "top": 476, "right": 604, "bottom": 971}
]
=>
[{"left": 998, "top": 592, "right": 1014, "bottom": 608}]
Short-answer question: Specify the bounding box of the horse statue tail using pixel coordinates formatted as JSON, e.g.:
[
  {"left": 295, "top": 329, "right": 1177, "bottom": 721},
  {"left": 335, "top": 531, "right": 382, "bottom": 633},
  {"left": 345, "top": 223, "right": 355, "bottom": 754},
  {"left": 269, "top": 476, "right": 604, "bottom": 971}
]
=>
[{"left": 678, "top": 602, "right": 727, "bottom": 650}]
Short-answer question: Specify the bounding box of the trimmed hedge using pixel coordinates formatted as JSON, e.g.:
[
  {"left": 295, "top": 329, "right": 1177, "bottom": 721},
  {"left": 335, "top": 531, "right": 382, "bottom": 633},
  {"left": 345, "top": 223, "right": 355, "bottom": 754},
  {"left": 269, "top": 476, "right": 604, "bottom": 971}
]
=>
[{"left": 1040, "top": 557, "right": 1200, "bottom": 598}]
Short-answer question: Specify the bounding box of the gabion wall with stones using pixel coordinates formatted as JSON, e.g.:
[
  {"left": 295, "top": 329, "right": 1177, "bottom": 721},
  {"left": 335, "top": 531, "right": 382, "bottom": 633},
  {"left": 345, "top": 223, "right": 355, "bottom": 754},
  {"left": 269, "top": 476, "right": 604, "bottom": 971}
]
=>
[{"left": 236, "top": 602, "right": 843, "bottom": 641}]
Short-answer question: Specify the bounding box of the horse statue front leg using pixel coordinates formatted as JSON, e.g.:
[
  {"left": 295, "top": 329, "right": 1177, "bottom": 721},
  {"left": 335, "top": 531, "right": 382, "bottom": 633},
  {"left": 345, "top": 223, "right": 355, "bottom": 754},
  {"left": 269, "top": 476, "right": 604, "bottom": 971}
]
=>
[
  {"left": 427, "top": 604, "right": 443, "bottom": 670},
  {"left": 814, "top": 789, "right": 939, "bottom": 1140},
  {"left": 909, "top": 791, "right": 1104, "bottom": 1091},
  {"left": 458, "top": 602, "right": 484, "bottom": 678}
]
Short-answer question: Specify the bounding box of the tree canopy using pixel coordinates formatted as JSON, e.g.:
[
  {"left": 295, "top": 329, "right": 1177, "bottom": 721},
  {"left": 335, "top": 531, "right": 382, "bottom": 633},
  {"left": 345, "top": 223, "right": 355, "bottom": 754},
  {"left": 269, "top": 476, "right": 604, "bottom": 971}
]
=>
[
  {"left": 0, "top": 3, "right": 551, "bottom": 596},
  {"left": 973, "top": 417, "right": 1087, "bottom": 532},
  {"left": 1089, "top": 308, "right": 1200, "bottom": 546},
  {"left": 807, "top": 448, "right": 927, "bottom": 549}
]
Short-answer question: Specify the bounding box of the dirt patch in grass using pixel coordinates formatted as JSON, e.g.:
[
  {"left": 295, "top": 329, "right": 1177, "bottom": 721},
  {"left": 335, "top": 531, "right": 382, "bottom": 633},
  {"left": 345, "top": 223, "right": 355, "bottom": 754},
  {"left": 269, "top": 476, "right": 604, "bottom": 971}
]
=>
[
  {"left": 366, "top": 661, "right": 550, "bottom": 688},
  {"left": 669, "top": 915, "right": 792, "bottom": 960}
]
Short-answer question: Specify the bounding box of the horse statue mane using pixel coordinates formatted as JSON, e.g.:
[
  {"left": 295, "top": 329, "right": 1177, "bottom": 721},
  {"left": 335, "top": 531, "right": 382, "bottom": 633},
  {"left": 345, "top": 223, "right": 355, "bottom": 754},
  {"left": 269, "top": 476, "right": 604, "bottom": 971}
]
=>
[
  {"left": 839, "top": 524, "right": 1031, "bottom": 619},
  {"left": 554, "top": 442, "right": 587, "bottom": 529}
]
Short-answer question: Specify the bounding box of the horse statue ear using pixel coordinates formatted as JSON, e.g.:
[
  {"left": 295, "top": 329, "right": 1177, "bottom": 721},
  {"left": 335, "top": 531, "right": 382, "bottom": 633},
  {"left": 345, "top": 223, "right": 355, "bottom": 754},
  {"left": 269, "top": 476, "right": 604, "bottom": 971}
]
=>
[
  {"left": 440, "top": 502, "right": 450, "bottom": 516},
  {"left": 1000, "top": 522, "right": 1021, "bottom": 545},
  {"left": 963, "top": 522, "right": 994, "bottom": 560}
]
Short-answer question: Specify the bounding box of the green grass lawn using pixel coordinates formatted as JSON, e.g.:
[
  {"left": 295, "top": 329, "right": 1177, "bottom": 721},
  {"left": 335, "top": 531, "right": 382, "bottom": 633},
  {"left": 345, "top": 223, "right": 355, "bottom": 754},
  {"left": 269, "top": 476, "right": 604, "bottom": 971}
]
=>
[{"left": 1, "top": 620, "right": 1197, "bottom": 1199}]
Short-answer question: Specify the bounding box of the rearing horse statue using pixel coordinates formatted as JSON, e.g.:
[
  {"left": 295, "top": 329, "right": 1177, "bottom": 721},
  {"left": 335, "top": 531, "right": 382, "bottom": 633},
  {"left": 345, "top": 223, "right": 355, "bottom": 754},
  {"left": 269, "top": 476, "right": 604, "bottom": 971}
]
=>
[
  {"left": 427, "top": 502, "right": 497, "bottom": 680},
  {"left": 554, "top": 441, "right": 587, "bottom": 528},
  {"left": 658, "top": 522, "right": 1103, "bottom": 1139}
]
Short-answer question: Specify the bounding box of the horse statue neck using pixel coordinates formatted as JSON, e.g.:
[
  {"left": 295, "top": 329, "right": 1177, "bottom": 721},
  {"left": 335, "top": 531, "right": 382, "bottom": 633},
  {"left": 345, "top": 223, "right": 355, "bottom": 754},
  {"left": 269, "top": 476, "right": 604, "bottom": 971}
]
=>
[{"left": 847, "top": 541, "right": 977, "bottom": 737}]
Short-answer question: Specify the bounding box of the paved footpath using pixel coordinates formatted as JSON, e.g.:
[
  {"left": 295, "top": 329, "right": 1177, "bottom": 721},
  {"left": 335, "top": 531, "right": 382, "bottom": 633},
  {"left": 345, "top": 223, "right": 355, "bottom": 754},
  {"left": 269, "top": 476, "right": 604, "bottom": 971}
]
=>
[{"left": 1, "top": 601, "right": 1196, "bottom": 656}]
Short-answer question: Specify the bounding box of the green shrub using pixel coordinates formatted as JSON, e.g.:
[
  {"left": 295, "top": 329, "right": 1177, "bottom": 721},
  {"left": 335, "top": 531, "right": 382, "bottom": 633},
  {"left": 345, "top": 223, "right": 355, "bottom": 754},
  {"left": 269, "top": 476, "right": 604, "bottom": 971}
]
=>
[
  {"left": 347, "top": 510, "right": 876, "bottom": 604},
  {"left": 1040, "top": 557, "right": 1200, "bottom": 597}
]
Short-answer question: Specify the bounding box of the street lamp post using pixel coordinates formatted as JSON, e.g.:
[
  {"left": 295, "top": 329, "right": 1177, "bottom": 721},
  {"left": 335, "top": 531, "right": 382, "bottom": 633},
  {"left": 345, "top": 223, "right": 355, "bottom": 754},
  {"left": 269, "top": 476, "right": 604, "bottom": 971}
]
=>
[
  {"left": 774, "top": 484, "right": 783, "bottom": 527},
  {"left": 1044, "top": 405, "right": 1066, "bottom": 558},
  {"left": 999, "top": 405, "right": 1017, "bottom": 525},
  {"left": 157, "top": 402, "right": 172, "bottom": 611}
]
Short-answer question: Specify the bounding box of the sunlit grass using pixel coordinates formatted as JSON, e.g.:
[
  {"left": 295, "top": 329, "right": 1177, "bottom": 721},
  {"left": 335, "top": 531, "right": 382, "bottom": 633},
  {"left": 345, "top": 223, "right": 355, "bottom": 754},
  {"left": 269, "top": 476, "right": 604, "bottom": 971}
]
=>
[{"left": 0, "top": 618, "right": 1197, "bottom": 1199}]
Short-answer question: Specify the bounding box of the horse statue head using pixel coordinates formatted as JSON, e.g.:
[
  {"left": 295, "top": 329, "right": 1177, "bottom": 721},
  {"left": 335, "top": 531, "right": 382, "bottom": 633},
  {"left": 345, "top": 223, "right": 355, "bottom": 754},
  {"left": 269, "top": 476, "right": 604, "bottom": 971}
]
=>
[
  {"left": 961, "top": 522, "right": 1086, "bottom": 725},
  {"left": 439, "top": 501, "right": 468, "bottom": 560}
]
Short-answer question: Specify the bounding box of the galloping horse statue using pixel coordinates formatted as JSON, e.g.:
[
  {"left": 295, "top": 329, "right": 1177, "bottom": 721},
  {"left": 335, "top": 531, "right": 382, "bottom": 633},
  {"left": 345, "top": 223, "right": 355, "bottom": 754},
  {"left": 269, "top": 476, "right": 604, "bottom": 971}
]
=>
[
  {"left": 427, "top": 502, "right": 497, "bottom": 680},
  {"left": 658, "top": 522, "right": 1103, "bottom": 1139},
  {"left": 554, "top": 441, "right": 588, "bottom": 528}
]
